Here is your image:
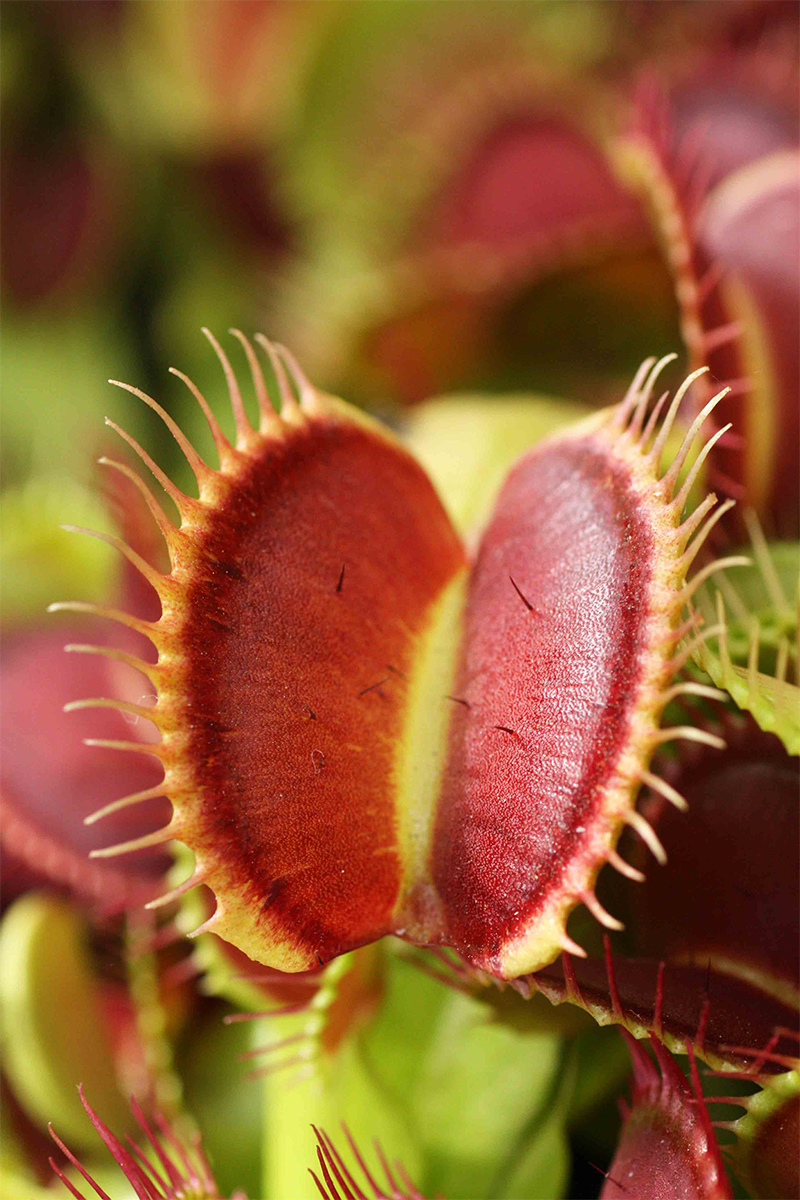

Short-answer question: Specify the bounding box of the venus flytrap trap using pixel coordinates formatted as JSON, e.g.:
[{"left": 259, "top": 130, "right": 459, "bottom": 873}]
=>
[
  {"left": 35, "top": 328, "right": 799, "bottom": 1200},
  {"left": 3, "top": 10, "right": 797, "bottom": 1198},
  {"left": 601, "top": 1034, "right": 732, "bottom": 1200},
  {"left": 48, "top": 1085, "right": 239, "bottom": 1200},
  {"left": 613, "top": 80, "right": 800, "bottom": 541},
  {"left": 56, "top": 336, "right": 738, "bottom": 984}
]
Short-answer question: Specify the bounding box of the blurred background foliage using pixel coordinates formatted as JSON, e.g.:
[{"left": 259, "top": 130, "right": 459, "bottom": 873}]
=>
[{"left": 2, "top": 0, "right": 795, "bottom": 515}]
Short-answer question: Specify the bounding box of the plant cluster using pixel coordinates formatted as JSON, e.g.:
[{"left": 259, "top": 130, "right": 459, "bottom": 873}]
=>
[{"left": 1, "top": 4, "right": 797, "bottom": 1198}]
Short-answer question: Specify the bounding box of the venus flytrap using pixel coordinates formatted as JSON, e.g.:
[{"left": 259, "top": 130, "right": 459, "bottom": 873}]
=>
[
  {"left": 601, "top": 1034, "right": 732, "bottom": 1200},
  {"left": 58, "top": 336, "right": 738, "bottom": 984},
  {"left": 613, "top": 82, "right": 800, "bottom": 541},
  {"left": 9, "top": 136, "right": 792, "bottom": 1177},
  {"left": 48, "top": 1085, "right": 240, "bottom": 1200},
  {"left": 36, "top": 328, "right": 799, "bottom": 1199},
  {"left": 1, "top": 9, "right": 796, "bottom": 1199}
]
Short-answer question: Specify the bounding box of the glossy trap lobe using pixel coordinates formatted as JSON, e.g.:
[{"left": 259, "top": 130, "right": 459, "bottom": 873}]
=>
[
  {"left": 601, "top": 1033, "right": 732, "bottom": 1199},
  {"left": 434, "top": 434, "right": 655, "bottom": 970},
  {"left": 68, "top": 332, "right": 466, "bottom": 973},
  {"left": 433, "top": 357, "right": 734, "bottom": 977},
  {"left": 181, "top": 415, "right": 464, "bottom": 966}
]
